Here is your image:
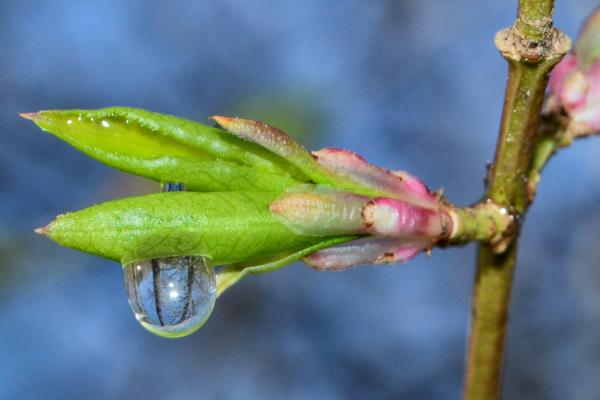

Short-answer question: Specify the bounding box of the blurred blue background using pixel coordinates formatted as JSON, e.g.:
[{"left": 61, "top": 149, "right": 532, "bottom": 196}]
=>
[{"left": 1, "top": 1, "right": 600, "bottom": 399}]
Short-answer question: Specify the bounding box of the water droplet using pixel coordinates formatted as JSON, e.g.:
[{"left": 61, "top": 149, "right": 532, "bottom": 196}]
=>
[
  {"left": 66, "top": 119, "right": 73, "bottom": 125},
  {"left": 123, "top": 256, "right": 216, "bottom": 338},
  {"left": 101, "top": 120, "right": 110, "bottom": 128},
  {"left": 161, "top": 181, "right": 186, "bottom": 192}
]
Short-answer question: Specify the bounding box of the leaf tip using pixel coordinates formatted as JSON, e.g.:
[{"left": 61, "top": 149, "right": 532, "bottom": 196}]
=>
[
  {"left": 34, "top": 218, "right": 57, "bottom": 237},
  {"left": 210, "top": 115, "right": 234, "bottom": 128},
  {"left": 19, "top": 112, "right": 40, "bottom": 121},
  {"left": 34, "top": 225, "right": 49, "bottom": 236}
]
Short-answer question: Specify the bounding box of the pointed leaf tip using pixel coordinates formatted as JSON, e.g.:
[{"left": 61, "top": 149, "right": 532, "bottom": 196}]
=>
[
  {"left": 210, "top": 115, "right": 234, "bottom": 126},
  {"left": 35, "top": 219, "right": 57, "bottom": 236},
  {"left": 19, "top": 112, "right": 38, "bottom": 121},
  {"left": 34, "top": 225, "right": 49, "bottom": 235}
]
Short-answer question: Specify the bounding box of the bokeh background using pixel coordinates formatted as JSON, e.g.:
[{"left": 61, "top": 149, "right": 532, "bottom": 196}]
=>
[{"left": 1, "top": 1, "right": 600, "bottom": 399}]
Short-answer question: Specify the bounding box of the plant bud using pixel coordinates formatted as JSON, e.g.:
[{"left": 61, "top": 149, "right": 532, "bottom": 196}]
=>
[{"left": 548, "top": 8, "right": 600, "bottom": 133}]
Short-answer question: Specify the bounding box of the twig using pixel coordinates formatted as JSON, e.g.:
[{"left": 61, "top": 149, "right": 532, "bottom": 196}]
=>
[{"left": 463, "top": 1, "right": 570, "bottom": 399}]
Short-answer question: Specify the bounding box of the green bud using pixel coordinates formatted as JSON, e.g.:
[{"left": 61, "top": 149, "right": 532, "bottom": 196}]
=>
[{"left": 576, "top": 7, "right": 600, "bottom": 69}]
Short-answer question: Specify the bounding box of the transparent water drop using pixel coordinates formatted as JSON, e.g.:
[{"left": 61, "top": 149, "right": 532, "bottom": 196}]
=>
[
  {"left": 161, "top": 181, "right": 186, "bottom": 192},
  {"left": 123, "top": 256, "right": 216, "bottom": 338}
]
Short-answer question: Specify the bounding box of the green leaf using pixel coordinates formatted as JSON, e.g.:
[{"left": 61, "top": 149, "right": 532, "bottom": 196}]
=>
[
  {"left": 40, "top": 191, "right": 334, "bottom": 265},
  {"left": 23, "top": 107, "right": 308, "bottom": 192}
]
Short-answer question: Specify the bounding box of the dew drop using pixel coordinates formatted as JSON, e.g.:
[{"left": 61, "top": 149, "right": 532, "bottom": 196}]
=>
[
  {"left": 161, "top": 181, "right": 186, "bottom": 192},
  {"left": 123, "top": 256, "right": 216, "bottom": 338}
]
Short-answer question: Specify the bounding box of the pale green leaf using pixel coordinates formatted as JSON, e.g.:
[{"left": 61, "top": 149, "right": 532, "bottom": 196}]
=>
[
  {"left": 41, "top": 191, "right": 334, "bottom": 265},
  {"left": 24, "top": 107, "right": 308, "bottom": 192}
]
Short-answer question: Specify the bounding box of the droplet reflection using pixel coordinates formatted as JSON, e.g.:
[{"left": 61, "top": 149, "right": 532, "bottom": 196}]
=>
[
  {"left": 123, "top": 256, "right": 216, "bottom": 338},
  {"left": 161, "top": 181, "right": 186, "bottom": 192}
]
